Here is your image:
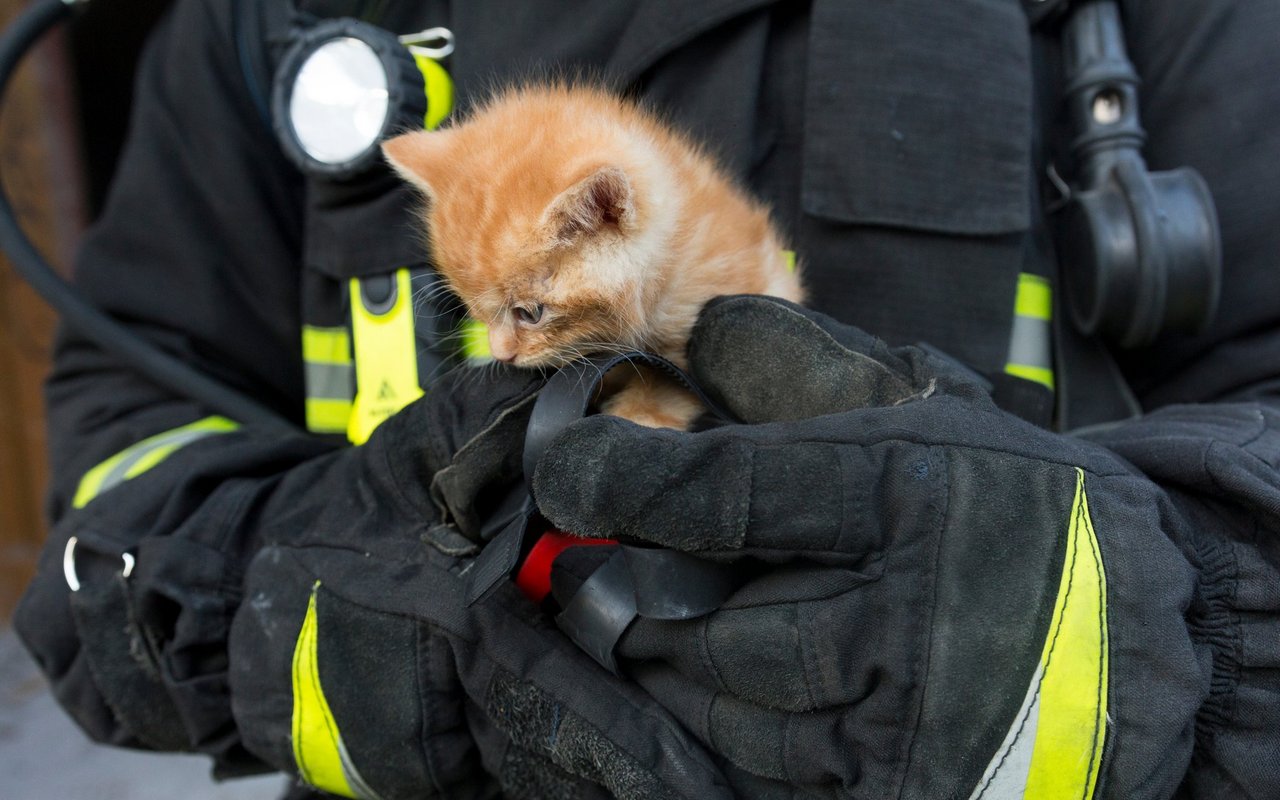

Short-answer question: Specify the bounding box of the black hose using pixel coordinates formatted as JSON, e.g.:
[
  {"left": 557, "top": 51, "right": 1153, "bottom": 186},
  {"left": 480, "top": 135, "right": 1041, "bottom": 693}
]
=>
[{"left": 0, "top": 0, "right": 297, "bottom": 432}]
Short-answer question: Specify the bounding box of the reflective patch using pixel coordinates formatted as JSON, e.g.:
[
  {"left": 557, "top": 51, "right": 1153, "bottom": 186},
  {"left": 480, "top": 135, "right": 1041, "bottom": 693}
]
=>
[
  {"left": 782, "top": 249, "right": 797, "bottom": 273},
  {"left": 348, "top": 269, "right": 424, "bottom": 444},
  {"left": 72, "top": 417, "right": 239, "bottom": 509},
  {"left": 1005, "top": 273, "right": 1054, "bottom": 391},
  {"left": 302, "top": 326, "right": 354, "bottom": 435},
  {"left": 968, "top": 468, "right": 1109, "bottom": 799},
  {"left": 1013, "top": 273, "right": 1052, "bottom": 321},
  {"left": 291, "top": 584, "right": 382, "bottom": 800},
  {"left": 412, "top": 53, "right": 454, "bottom": 131}
]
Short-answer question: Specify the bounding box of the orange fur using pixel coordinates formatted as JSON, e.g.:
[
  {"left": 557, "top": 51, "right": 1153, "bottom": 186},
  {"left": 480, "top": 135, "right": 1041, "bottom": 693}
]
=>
[{"left": 383, "top": 84, "right": 804, "bottom": 428}]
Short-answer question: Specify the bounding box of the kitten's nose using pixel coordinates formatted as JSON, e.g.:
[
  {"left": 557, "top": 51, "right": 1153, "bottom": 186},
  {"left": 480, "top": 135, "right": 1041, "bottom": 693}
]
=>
[{"left": 488, "top": 330, "right": 518, "bottom": 364}]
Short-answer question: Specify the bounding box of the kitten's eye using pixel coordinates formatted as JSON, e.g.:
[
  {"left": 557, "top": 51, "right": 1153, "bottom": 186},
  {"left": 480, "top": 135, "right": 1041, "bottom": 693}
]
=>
[{"left": 512, "top": 304, "right": 545, "bottom": 325}]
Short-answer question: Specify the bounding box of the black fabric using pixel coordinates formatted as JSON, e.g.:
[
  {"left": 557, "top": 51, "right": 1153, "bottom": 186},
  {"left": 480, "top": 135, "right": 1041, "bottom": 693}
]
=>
[
  {"left": 424, "top": 365, "right": 546, "bottom": 539},
  {"left": 314, "top": 590, "right": 442, "bottom": 799},
  {"left": 67, "top": 573, "right": 191, "bottom": 752},
  {"left": 803, "top": 0, "right": 1030, "bottom": 235},
  {"left": 533, "top": 296, "right": 1280, "bottom": 799},
  {"left": 13, "top": 0, "right": 1280, "bottom": 796},
  {"left": 231, "top": 543, "right": 729, "bottom": 800},
  {"left": 1107, "top": 2, "right": 1280, "bottom": 408},
  {"left": 220, "top": 400, "right": 732, "bottom": 798},
  {"left": 301, "top": 171, "right": 428, "bottom": 279}
]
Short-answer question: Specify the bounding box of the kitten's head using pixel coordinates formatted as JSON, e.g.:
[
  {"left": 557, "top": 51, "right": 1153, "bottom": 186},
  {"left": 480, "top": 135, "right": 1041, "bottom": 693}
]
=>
[{"left": 382, "top": 88, "right": 675, "bottom": 367}]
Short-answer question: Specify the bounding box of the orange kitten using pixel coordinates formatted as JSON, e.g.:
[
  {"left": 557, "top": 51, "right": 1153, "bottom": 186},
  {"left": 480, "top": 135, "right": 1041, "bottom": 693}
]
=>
[{"left": 382, "top": 84, "right": 804, "bottom": 428}]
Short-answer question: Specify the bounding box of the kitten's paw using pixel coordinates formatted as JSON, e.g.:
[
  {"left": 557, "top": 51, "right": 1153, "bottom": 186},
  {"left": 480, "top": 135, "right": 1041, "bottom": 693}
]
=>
[{"left": 600, "top": 378, "right": 703, "bottom": 431}]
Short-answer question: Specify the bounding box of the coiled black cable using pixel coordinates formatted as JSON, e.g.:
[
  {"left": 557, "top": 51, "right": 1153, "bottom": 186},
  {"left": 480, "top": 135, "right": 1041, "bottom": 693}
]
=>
[{"left": 0, "top": 0, "right": 297, "bottom": 432}]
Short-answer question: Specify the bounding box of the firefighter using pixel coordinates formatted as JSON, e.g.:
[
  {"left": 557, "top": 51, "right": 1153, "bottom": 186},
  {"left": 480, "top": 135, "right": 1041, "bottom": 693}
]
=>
[{"left": 15, "top": 0, "right": 1279, "bottom": 797}]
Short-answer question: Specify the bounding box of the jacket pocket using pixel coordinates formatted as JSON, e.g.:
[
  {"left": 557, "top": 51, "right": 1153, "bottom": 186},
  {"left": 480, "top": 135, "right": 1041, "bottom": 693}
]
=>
[{"left": 802, "top": 0, "right": 1032, "bottom": 236}]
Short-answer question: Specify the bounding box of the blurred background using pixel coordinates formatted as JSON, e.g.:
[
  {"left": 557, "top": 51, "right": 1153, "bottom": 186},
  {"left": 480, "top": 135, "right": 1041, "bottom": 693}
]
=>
[{"left": 0, "top": 1, "right": 280, "bottom": 795}]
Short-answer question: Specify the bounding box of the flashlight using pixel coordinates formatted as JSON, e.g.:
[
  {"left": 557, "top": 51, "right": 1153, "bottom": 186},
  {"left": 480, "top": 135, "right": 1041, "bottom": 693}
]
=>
[{"left": 272, "top": 19, "right": 454, "bottom": 179}]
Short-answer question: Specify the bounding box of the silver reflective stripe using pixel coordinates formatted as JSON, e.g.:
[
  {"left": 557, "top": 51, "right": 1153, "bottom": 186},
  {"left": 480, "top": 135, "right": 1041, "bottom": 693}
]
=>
[
  {"left": 1006, "top": 314, "right": 1052, "bottom": 373},
  {"left": 305, "top": 361, "right": 355, "bottom": 401},
  {"left": 302, "top": 325, "right": 355, "bottom": 435},
  {"left": 967, "top": 662, "right": 1044, "bottom": 799},
  {"left": 1004, "top": 273, "right": 1054, "bottom": 391},
  {"left": 338, "top": 736, "right": 384, "bottom": 800},
  {"left": 72, "top": 417, "right": 240, "bottom": 508}
]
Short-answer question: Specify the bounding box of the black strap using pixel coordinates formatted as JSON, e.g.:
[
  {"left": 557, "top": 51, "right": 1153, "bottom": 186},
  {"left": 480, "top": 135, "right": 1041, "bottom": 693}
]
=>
[
  {"left": 521, "top": 351, "right": 738, "bottom": 490},
  {"left": 468, "top": 352, "right": 741, "bottom": 673},
  {"left": 465, "top": 492, "right": 539, "bottom": 606},
  {"left": 553, "top": 550, "right": 637, "bottom": 675}
]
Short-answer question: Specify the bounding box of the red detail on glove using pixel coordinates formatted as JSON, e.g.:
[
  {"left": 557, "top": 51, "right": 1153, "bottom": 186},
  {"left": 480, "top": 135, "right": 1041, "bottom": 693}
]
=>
[{"left": 515, "top": 530, "right": 615, "bottom": 604}]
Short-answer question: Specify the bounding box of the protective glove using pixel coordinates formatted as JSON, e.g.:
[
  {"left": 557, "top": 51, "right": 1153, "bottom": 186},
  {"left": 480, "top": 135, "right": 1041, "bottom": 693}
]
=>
[
  {"left": 228, "top": 364, "right": 731, "bottom": 800},
  {"left": 531, "top": 295, "right": 1280, "bottom": 799}
]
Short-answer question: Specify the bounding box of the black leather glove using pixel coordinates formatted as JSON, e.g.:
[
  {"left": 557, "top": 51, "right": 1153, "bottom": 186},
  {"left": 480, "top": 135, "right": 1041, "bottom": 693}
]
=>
[
  {"left": 530, "top": 296, "right": 1280, "bottom": 799},
  {"left": 229, "top": 364, "right": 731, "bottom": 800}
]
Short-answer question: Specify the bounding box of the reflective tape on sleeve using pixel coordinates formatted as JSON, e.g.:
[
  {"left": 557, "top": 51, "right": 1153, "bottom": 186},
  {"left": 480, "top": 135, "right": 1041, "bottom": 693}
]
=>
[
  {"left": 291, "top": 583, "right": 381, "bottom": 800},
  {"left": 1004, "top": 273, "right": 1055, "bottom": 391},
  {"left": 967, "top": 468, "right": 1109, "bottom": 800},
  {"left": 72, "top": 417, "right": 240, "bottom": 509}
]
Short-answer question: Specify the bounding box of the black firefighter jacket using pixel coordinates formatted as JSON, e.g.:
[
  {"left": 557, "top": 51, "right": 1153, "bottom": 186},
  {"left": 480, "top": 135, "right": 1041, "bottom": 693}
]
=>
[{"left": 14, "top": 0, "right": 1280, "bottom": 797}]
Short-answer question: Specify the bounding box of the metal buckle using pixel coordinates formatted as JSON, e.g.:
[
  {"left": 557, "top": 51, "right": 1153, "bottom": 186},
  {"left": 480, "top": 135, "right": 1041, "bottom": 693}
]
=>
[
  {"left": 63, "top": 536, "right": 135, "bottom": 592},
  {"left": 399, "top": 27, "right": 455, "bottom": 59}
]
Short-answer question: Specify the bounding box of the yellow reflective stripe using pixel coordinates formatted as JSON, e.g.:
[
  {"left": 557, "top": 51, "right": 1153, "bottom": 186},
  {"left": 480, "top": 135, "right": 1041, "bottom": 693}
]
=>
[
  {"left": 781, "top": 249, "right": 797, "bottom": 273},
  {"left": 1024, "top": 468, "right": 1108, "bottom": 798},
  {"left": 302, "top": 326, "right": 355, "bottom": 434},
  {"left": 1004, "top": 363, "right": 1055, "bottom": 391},
  {"left": 122, "top": 441, "right": 186, "bottom": 480},
  {"left": 291, "top": 584, "right": 380, "bottom": 800},
  {"left": 412, "top": 54, "right": 454, "bottom": 131},
  {"left": 347, "top": 269, "right": 424, "bottom": 445},
  {"left": 1014, "top": 273, "right": 1052, "bottom": 321},
  {"left": 460, "top": 318, "right": 492, "bottom": 363},
  {"left": 967, "top": 468, "right": 1109, "bottom": 800},
  {"left": 306, "top": 398, "right": 354, "bottom": 434},
  {"left": 303, "top": 326, "right": 352, "bottom": 365},
  {"left": 72, "top": 417, "right": 239, "bottom": 509},
  {"left": 1005, "top": 273, "right": 1054, "bottom": 391}
]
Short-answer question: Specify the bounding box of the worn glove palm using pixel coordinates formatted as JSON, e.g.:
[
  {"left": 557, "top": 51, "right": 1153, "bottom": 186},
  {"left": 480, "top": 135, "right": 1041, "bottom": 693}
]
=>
[
  {"left": 531, "top": 295, "right": 1275, "bottom": 799},
  {"left": 230, "top": 364, "right": 730, "bottom": 800}
]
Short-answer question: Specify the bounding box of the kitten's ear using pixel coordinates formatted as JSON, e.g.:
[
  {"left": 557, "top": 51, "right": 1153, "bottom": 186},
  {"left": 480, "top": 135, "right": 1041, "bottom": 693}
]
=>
[
  {"left": 381, "top": 129, "right": 455, "bottom": 197},
  {"left": 544, "top": 166, "right": 636, "bottom": 246}
]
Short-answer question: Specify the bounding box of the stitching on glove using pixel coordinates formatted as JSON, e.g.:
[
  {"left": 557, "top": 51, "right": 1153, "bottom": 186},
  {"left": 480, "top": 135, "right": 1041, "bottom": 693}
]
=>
[
  {"left": 901, "top": 445, "right": 950, "bottom": 791},
  {"left": 782, "top": 704, "right": 799, "bottom": 786},
  {"left": 973, "top": 688, "right": 1040, "bottom": 799},
  {"left": 975, "top": 489, "right": 1104, "bottom": 797},
  {"left": 795, "top": 602, "right": 821, "bottom": 711},
  {"left": 1082, "top": 500, "right": 1108, "bottom": 789},
  {"left": 1040, "top": 497, "right": 1082, "bottom": 710},
  {"left": 739, "top": 442, "right": 756, "bottom": 551},
  {"left": 411, "top": 620, "right": 445, "bottom": 797},
  {"left": 696, "top": 616, "right": 727, "bottom": 694}
]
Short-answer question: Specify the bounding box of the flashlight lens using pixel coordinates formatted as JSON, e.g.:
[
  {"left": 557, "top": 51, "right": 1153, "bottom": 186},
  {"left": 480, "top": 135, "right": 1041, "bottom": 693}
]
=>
[{"left": 290, "top": 37, "right": 390, "bottom": 165}]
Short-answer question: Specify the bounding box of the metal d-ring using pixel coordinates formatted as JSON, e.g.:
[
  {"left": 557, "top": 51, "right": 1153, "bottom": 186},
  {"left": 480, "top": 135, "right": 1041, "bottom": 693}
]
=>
[
  {"left": 63, "top": 536, "right": 136, "bottom": 592},
  {"left": 399, "top": 26, "right": 455, "bottom": 59}
]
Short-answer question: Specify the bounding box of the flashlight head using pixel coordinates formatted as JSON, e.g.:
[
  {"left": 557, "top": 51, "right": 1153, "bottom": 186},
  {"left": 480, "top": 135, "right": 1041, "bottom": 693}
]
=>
[{"left": 273, "top": 19, "right": 434, "bottom": 179}]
